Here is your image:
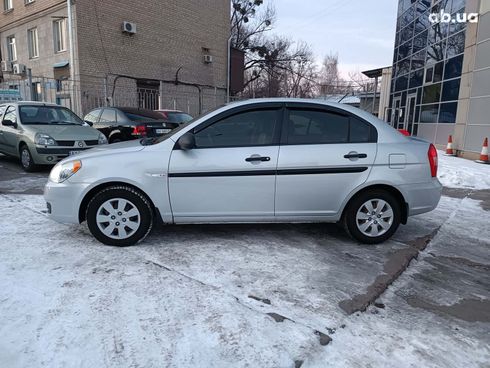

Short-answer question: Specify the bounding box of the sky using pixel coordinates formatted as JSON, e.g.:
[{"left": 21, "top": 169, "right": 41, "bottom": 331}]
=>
[{"left": 273, "top": 0, "right": 399, "bottom": 77}]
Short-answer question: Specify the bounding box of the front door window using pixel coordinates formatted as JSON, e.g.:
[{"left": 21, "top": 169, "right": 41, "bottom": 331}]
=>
[{"left": 194, "top": 109, "right": 278, "bottom": 148}]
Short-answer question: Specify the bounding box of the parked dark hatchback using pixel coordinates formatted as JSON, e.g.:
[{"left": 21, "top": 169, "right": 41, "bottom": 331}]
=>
[{"left": 84, "top": 107, "right": 179, "bottom": 143}]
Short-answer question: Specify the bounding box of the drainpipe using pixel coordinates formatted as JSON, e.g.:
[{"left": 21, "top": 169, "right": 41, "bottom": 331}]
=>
[
  {"left": 67, "top": 0, "right": 77, "bottom": 113},
  {"left": 226, "top": 35, "right": 232, "bottom": 103}
]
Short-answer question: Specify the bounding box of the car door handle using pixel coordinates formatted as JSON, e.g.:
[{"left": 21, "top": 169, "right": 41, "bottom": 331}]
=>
[
  {"left": 245, "top": 155, "right": 271, "bottom": 162},
  {"left": 344, "top": 152, "right": 367, "bottom": 159}
]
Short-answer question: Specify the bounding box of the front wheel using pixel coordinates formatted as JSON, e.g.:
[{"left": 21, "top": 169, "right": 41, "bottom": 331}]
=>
[
  {"left": 86, "top": 186, "right": 153, "bottom": 246},
  {"left": 20, "top": 144, "right": 37, "bottom": 172},
  {"left": 343, "top": 190, "right": 401, "bottom": 244}
]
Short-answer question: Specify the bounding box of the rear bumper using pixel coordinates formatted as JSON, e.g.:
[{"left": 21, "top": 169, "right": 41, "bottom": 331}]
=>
[{"left": 397, "top": 179, "right": 443, "bottom": 216}]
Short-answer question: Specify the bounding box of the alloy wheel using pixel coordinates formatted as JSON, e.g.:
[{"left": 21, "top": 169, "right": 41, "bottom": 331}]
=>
[
  {"left": 355, "top": 199, "right": 394, "bottom": 237},
  {"left": 96, "top": 198, "right": 141, "bottom": 240},
  {"left": 21, "top": 149, "right": 31, "bottom": 168}
]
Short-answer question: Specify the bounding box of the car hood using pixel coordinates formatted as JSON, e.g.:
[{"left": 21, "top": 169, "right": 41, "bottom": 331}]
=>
[
  {"left": 65, "top": 139, "right": 145, "bottom": 161},
  {"left": 24, "top": 124, "right": 101, "bottom": 140}
]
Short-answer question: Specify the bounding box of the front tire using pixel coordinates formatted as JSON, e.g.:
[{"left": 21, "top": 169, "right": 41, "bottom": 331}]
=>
[
  {"left": 86, "top": 186, "right": 153, "bottom": 246},
  {"left": 20, "top": 144, "right": 37, "bottom": 172},
  {"left": 343, "top": 190, "right": 401, "bottom": 244}
]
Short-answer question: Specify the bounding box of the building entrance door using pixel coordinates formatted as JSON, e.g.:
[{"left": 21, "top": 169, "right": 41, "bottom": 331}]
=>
[
  {"left": 404, "top": 93, "right": 417, "bottom": 135},
  {"left": 392, "top": 96, "right": 403, "bottom": 129}
]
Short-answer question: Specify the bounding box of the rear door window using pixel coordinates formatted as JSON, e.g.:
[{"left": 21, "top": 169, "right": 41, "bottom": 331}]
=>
[
  {"left": 286, "top": 108, "right": 376, "bottom": 144},
  {"left": 349, "top": 117, "right": 373, "bottom": 143},
  {"left": 286, "top": 109, "right": 349, "bottom": 144}
]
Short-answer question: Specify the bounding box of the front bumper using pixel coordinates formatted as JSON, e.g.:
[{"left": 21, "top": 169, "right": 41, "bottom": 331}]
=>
[
  {"left": 44, "top": 180, "right": 89, "bottom": 224},
  {"left": 397, "top": 179, "right": 443, "bottom": 216},
  {"left": 33, "top": 145, "right": 99, "bottom": 165}
]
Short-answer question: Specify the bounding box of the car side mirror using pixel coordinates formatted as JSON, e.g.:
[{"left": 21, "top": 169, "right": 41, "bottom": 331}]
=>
[
  {"left": 178, "top": 132, "right": 196, "bottom": 150},
  {"left": 84, "top": 120, "right": 93, "bottom": 127},
  {"left": 2, "top": 119, "right": 17, "bottom": 128}
]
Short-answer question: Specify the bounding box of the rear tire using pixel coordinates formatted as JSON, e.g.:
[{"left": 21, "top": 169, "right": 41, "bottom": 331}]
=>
[
  {"left": 86, "top": 185, "right": 153, "bottom": 246},
  {"left": 343, "top": 189, "right": 401, "bottom": 244},
  {"left": 20, "top": 144, "right": 37, "bottom": 172}
]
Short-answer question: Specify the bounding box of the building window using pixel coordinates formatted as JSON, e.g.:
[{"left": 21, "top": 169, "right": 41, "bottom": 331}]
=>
[
  {"left": 6, "top": 35, "right": 16, "bottom": 61},
  {"left": 3, "top": 0, "right": 12, "bottom": 11},
  {"left": 28, "top": 28, "right": 39, "bottom": 59},
  {"left": 25, "top": 0, "right": 35, "bottom": 5},
  {"left": 53, "top": 19, "right": 67, "bottom": 53}
]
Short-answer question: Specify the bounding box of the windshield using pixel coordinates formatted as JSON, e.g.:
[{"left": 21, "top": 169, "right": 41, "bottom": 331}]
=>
[{"left": 19, "top": 106, "right": 84, "bottom": 125}]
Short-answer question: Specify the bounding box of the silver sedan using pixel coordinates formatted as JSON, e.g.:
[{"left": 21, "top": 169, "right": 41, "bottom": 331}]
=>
[{"left": 44, "top": 99, "right": 442, "bottom": 246}]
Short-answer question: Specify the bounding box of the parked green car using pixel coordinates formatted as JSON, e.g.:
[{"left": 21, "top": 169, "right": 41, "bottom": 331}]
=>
[{"left": 0, "top": 102, "right": 107, "bottom": 171}]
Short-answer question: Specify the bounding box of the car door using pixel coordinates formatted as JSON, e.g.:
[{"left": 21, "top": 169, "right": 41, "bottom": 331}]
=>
[
  {"left": 275, "top": 104, "right": 377, "bottom": 218},
  {"left": 168, "top": 104, "right": 283, "bottom": 221},
  {"left": 0, "top": 105, "right": 20, "bottom": 155}
]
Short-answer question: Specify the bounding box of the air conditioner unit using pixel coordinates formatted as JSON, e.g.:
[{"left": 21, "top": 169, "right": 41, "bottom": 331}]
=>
[
  {"left": 12, "top": 63, "right": 26, "bottom": 75},
  {"left": 1, "top": 60, "right": 12, "bottom": 73},
  {"left": 122, "top": 21, "right": 137, "bottom": 34},
  {"left": 203, "top": 54, "right": 213, "bottom": 64}
]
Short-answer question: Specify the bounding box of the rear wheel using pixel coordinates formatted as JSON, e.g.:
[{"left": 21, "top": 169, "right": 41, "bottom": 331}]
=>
[
  {"left": 343, "top": 190, "right": 401, "bottom": 244},
  {"left": 109, "top": 136, "right": 122, "bottom": 144},
  {"left": 20, "top": 144, "right": 37, "bottom": 172},
  {"left": 86, "top": 186, "right": 153, "bottom": 246}
]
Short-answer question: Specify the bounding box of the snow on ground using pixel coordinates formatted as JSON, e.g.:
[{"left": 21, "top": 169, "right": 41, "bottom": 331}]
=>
[
  {"left": 304, "top": 197, "right": 490, "bottom": 368},
  {"left": 1, "top": 190, "right": 489, "bottom": 367},
  {"left": 438, "top": 151, "right": 490, "bottom": 189},
  {"left": 0, "top": 194, "right": 410, "bottom": 368},
  {"left": 1, "top": 151, "right": 490, "bottom": 367}
]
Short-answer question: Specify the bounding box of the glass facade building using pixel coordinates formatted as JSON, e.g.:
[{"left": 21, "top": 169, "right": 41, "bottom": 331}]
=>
[{"left": 389, "top": 0, "right": 466, "bottom": 144}]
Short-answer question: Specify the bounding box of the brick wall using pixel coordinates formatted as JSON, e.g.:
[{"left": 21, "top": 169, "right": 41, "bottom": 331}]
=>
[{"left": 74, "top": 0, "right": 229, "bottom": 87}]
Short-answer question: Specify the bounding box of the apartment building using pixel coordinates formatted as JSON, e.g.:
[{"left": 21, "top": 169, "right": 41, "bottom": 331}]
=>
[
  {"left": 389, "top": 0, "right": 490, "bottom": 158},
  {"left": 0, "top": 0, "right": 230, "bottom": 116}
]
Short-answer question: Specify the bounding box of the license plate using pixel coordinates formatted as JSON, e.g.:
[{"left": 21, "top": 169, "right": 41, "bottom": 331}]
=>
[
  {"left": 69, "top": 151, "right": 82, "bottom": 156},
  {"left": 156, "top": 129, "right": 171, "bottom": 134}
]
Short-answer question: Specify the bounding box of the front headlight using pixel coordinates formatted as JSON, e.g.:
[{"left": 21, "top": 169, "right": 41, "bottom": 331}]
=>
[
  {"left": 35, "top": 133, "right": 57, "bottom": 146},
  {"left": 49, "top": 160, "right": 82, "bottom": 183},
  {"left": 98, "top": 134, "right": 108, "bottom": 145}
]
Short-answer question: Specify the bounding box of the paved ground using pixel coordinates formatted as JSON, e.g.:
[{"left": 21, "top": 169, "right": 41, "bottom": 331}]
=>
[{"left": 0, "top": 153, "right": 489, "bottom": 367}]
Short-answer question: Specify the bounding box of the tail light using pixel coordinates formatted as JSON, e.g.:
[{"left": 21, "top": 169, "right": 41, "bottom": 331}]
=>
[
  {"left": 428, "top": 144, "right": 438, "bottom": 177},
  {"left": 398, "top": 129, "right": 410, "bottom": 136},
  {"left": 132, "top": 125, "right": 147, "bottom": 136}
]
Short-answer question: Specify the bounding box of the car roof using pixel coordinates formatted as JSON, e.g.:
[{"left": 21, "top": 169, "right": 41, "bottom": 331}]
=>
[
  {"left": 112, "top": 107, "right": 165, "bottom": 119},
  {"left": 0, "top": 101, "right": 60, "bottom": 107},
  {"left": 224, "top": 97, "right": 391, "bottom": 126},
  {"left": 155, "top": 109, "right": 186, "bottom": 113},
  {"left": 188, "top": 98, "right": 408, "bottom": 144}
]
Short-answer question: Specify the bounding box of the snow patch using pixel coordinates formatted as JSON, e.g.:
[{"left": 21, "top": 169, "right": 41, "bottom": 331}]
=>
[{"left": 438, "top": 151, "right": 490, "bottom": 189}]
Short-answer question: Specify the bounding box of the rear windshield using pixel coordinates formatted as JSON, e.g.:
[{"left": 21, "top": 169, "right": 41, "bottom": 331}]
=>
[
  {"left": 160, "top": 112, "right": 193, "bottom": 124},
  {"left": 120, "top": 109, "right": 164, "bottom": 122},
  {"left": 19, "top": 106, "right": 83, "bottom": 125}
]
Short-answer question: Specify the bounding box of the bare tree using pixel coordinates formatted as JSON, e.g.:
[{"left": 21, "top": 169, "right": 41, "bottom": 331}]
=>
[
  {"left": 231, "top": 0, "right": 276, "bottom": 91},
  {"left": 348, "top": 71, "right": 377, "bottom": 93},
  {"left": 281, "top": 42, "right": 318, "bottom": 98},
  {"left": 317, "top": 53, "right": 352, "bottom": 95}
]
